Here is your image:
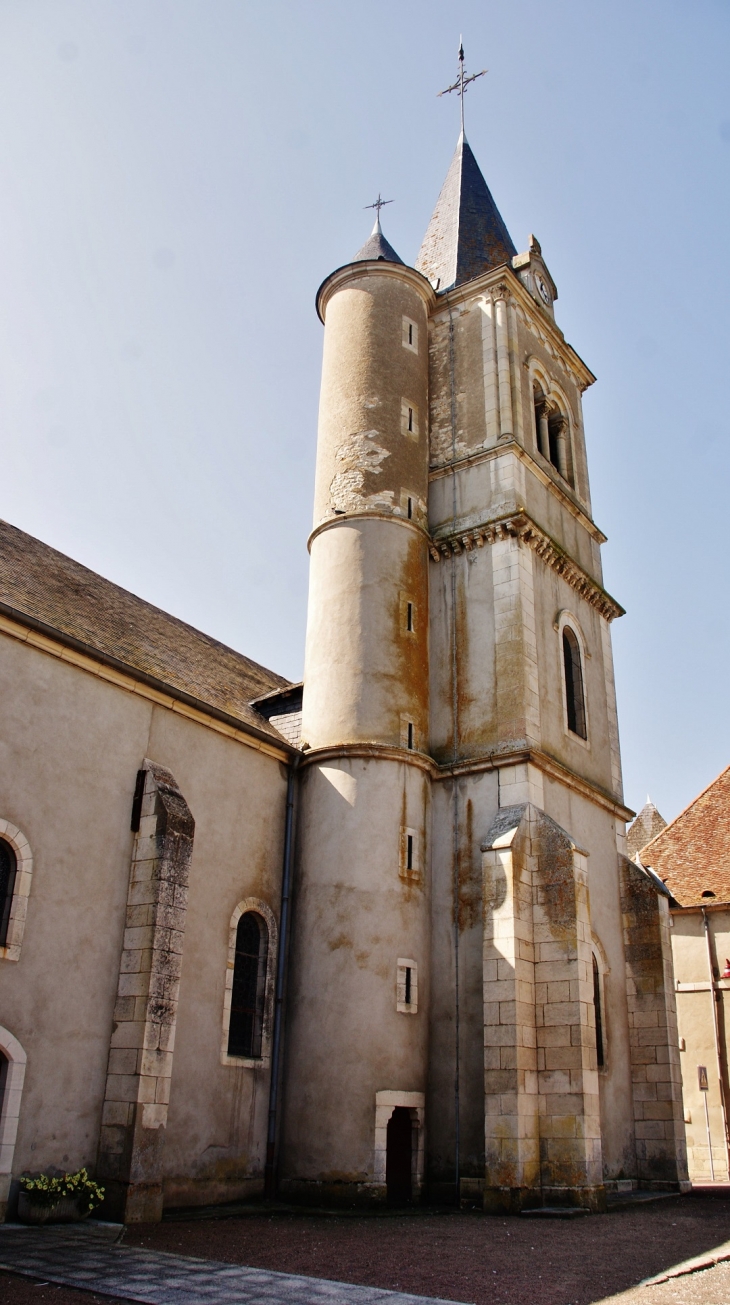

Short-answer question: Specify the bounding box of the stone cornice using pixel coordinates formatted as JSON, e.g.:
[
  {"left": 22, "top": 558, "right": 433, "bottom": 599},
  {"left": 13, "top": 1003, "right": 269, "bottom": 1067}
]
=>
[
  {"left": 317, "top": 260, "right": 435, "bottom": 324},
  {"left": 428, "top": 511, "right": 624, "bottom": 622},
  {"left": 307, "top": 510, "right": 429, "bottom": 554},
  {"left": 299, "top": 741, "right": 434, "bottom": 777},
  {"left": 434, "top": 746, "right": 633, "bottom": 821},
  {"left": 298, "top": 740, "right": 633, "bottom": 822},
  {"left": 429, "top": 439, "right": 606, "bottom": 544},
  {"left": 430, "top": 264, "right": 596, "bottom": 394}
]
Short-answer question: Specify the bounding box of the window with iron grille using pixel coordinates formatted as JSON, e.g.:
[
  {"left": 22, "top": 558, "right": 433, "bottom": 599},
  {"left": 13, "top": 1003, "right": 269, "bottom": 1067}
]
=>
[
  {"left": 228, "top": 912, "right": 268, "bottom": 1059},
  {"left": 0, "top": 839, "right": 17, "bottom": 948}
]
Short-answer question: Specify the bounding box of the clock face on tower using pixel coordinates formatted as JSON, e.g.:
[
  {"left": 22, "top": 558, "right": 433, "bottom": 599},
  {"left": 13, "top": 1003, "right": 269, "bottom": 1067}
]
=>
[{"left": 536, "top": 274, "right": 551, "bottom": 306}]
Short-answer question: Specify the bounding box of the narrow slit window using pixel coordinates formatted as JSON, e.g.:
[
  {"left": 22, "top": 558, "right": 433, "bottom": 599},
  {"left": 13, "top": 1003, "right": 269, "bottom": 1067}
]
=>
[
  {"left": 0, "top": 839, "right": 18, "bottom": 948},
  {"left": 406, "top": 602, "right": 413, "bottom": 632},
  {"left": 228, "top": 911, "right": 268, "bottom": 1059},
  {"left": 397, "top": 958, "right": 418, "bottom": 1012},
  {"left": 407, "top": 722, "right": 414, "bottom": 750},
  {"left": 406, "top": 834, "right": 414, "bottom": 871},
  {"left": 408, "top": 407, "right": 414, "bottom": 432},
  {"left": 408, "top": 323, "right": 413, "bottom": 345},
  {"left": 593, "top": 954, "right": 605, "bottom": 1068},
  {"left": 407, "top": 497, "right": 413, "bottom": 520},
  {"left": 562, "top": 627, "right": 587, "bottom": 739}
]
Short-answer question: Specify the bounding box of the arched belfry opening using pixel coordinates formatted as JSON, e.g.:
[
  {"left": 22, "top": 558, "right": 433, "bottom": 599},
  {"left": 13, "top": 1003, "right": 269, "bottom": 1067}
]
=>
[
  {"left": 386, "top": 1106, "right": 413, "bottom": 1205},
  {"left": 533, "top": 386, "right": 574, "bottom": 488}
]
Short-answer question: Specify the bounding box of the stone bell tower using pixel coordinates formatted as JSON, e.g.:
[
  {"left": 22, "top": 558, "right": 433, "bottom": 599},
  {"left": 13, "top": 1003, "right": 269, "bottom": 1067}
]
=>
[{"left": 280, "top": 122, "right": 689, "bottom": 1209}]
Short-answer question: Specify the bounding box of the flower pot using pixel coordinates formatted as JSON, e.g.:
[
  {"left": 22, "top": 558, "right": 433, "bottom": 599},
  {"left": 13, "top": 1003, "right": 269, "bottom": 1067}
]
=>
[{"left": 17, "top": 1192, "right": 88, "bottom": 1225}]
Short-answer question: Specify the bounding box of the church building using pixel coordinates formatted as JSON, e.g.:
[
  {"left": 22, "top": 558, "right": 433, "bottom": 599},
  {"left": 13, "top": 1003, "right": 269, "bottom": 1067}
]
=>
[{"left": 0, "top": 119, "right": 689, "bottom": 1221}]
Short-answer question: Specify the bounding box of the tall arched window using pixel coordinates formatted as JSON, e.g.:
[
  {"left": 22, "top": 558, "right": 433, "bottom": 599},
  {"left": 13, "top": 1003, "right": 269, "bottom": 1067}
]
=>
[
  {"left": 0, "top": 840, "right": 17, "bottom": 948},
  {"left": 592, "top": 954, "right": 605, "bottom": 1068},
  {"left": 227, "top": 912, "right": 268, "bottom": 1059},
  {"left": 562, "top": 627, "right": 587, "bottom": 739}
]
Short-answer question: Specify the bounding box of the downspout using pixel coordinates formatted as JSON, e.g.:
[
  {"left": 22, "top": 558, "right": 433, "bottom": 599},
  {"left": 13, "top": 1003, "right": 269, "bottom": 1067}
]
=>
[
  {"left": 701, "top": 907, "right": 730, "bottom": 1178},
  {"left": 446, "top": 290, "right": 461, "bottom": 1205},
  {"left": 264, "top": 753, "right": 300, "bottom": 1200}
]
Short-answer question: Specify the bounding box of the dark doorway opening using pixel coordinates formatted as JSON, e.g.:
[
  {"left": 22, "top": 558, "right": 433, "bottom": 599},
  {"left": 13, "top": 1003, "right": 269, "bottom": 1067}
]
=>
[{"left": 386, "top": 1106, "right": 413, "bottom": 1205}]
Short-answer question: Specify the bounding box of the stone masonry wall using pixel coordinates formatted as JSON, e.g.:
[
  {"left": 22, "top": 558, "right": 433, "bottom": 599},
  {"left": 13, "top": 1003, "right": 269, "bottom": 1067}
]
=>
[
  {"left": 482, "top": 803, "right": 603, "bottom": 1211},
  {"left": 620, "top": 857, "right": 689, "bottom": 1189},
  {"left": 97, "top": 760, "right": 194, "bottom": 1222}
]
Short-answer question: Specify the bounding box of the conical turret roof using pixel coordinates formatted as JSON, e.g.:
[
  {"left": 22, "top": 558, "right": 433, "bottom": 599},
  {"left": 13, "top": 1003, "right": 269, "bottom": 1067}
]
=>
[
  {"left": 416, "top": 133, "right": 516, "bottom": 291},
  {"left": 352, "top": 215, "right": 404, "bottom": 265},
  {"left": 627, "top": 799, "right": 668, "bottom": 860}
]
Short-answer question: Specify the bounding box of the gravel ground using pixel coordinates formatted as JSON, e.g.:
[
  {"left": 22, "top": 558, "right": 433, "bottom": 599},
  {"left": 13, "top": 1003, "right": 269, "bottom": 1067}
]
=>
[{"left": 2, "top": 1193, "right": 730, "bottom": 1305}]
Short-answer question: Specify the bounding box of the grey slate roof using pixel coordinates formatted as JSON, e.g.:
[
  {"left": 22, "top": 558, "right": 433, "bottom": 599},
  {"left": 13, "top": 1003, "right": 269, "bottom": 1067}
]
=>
[
  {"left": 0, "top": 518, "right": 293, "bottom": 747},
  {"left": 416, "top": 132, "right": 517, "bottom": 291},
  {"left": 627, "top": 800, "right": 668, "bottom": 860},
  {"left": 352, "top": 216, "right": 404, "bottom": 265}
]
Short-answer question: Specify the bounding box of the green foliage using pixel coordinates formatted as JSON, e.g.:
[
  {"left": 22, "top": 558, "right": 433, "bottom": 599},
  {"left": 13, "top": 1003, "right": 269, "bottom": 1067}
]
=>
[{"left": 20, "top": 1167, "right": 105, "bottom": 1213}]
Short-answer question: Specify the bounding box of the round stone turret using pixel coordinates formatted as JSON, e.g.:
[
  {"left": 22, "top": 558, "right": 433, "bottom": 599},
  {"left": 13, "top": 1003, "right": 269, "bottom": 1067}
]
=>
[{"left": 302, "top": 249, "right": 434, "bottom": 752}]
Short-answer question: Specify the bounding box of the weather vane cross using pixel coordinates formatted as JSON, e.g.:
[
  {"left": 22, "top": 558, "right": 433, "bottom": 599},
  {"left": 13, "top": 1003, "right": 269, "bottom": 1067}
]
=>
[
  {"left": 438, "top": 39, "right": 487, "bottom": 135},
  {"left": 364, "top": 193, "right": 393, "bottom": 225}
]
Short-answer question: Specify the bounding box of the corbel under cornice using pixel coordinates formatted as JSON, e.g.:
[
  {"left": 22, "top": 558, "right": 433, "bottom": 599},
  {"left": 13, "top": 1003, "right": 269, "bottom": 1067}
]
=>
[{"left": 428, "top": 511, "right": 624, "bottom": 623}]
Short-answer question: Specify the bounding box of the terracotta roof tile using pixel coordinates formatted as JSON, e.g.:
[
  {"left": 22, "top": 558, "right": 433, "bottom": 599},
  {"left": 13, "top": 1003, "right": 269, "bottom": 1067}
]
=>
[
  {"left": 640, "top": 765, "right": 730, "bottom": 906},
  {"left": 0, "top": 519, "right": 292, "bottom": 747}
]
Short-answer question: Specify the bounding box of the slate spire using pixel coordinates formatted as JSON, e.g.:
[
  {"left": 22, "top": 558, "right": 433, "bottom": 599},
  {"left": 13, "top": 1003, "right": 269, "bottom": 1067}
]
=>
[
  {"left": 351, "top": 212, "right": 404, "bottom": 265},
  {"left": 416, "top": 133, "right": 516, "bottom": 291},
  {"left": 627, "top": 799, "right": 668, "bottom": 860}
]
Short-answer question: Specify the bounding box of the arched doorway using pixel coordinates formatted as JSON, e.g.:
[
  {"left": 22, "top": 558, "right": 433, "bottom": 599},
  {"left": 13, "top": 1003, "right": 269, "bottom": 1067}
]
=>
[{"left": 386, "top": 1107, "right": 412, "bottom": 1205}]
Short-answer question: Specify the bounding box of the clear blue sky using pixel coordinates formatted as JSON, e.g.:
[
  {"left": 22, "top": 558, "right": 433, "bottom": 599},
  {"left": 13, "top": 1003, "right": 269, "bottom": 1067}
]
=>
[{"left": 1, "top": 1, "right": 728, "bottom": 823}]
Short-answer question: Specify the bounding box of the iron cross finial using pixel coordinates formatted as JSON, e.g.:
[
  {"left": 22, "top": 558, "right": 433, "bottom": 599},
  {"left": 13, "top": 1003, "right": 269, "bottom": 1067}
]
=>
[
  {"left": 364, "top": 194, "right": 393, "bottom": 226},
  {"left": 438, "top": 38, "right": 487, "bottom": 135}
]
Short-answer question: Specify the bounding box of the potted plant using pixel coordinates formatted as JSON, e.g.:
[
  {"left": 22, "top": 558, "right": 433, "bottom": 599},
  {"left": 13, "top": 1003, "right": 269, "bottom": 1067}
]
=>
[{"left": 17, "top": 1168, "right": 105, "bottom": 1225}]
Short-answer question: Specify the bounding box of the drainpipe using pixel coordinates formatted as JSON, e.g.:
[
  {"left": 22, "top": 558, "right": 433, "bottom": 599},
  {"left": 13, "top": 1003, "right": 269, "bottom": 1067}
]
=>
[
  {"left": 264, "top": 754, "right": 300, "bottom": 1200},
  {"left": 701, "top": 907, "right": 730, "bottom": 1179}
]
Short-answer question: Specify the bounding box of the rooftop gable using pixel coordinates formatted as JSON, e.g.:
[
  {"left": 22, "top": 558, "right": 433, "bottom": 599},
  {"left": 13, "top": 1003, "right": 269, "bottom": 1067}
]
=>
[{"left": 640, "top": 765, "right": 730, "bottom": 906}]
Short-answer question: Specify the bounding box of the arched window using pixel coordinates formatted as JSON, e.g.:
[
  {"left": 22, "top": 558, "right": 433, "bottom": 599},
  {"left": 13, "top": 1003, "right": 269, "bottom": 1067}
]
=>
[
  {"left": 592, "top": 954, "right": 605, "bottom": 1068},
  {"left": 227, "top": 912, "right": 268, "bottom": 1059},
  {"left": 0, "top": 840, "right": 17, "bottom": 949},
  {"left": 533, "top": 388, "right": 574, "bottom": 487},
  {"left": 562, "top": 627, "right": 587, "bottom": 739}
]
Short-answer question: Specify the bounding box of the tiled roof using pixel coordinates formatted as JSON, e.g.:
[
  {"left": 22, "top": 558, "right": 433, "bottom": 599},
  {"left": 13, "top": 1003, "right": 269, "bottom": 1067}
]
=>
[
  {"left": 627, "top": 801, "right": 667, "bottom": 858},
  {"left": 351, "top": 217, "right": 404, "bottom": 265},
  {"left": 416, "top": 132, "right": 517, "bottom": 291},
  {"left": 640, "top": 765, "right": 730, "bottom": 906},
  {"left": 0, "top": 519, "right": 293, "bottom": 748}
]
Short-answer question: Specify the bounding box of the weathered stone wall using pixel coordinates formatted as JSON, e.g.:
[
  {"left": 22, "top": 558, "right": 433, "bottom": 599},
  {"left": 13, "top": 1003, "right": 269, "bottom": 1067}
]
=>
[
  {"left": 620, "top": 857, "right": 688, "bottom": 1188},
  {"left": 97, "top": 761, "right": 194, "bottom": 1223},
  {"left": 482, "top": 804, "right": 603, "bottom": 1210},
  {"left": 0, "top": 632, "right": 289, "bottom": 1220}
]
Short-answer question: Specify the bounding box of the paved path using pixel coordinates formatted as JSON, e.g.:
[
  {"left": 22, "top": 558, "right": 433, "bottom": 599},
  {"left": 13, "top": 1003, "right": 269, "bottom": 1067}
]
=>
[{"left": 0, "top": 1222, "right": 471, "bottom": 1305}]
